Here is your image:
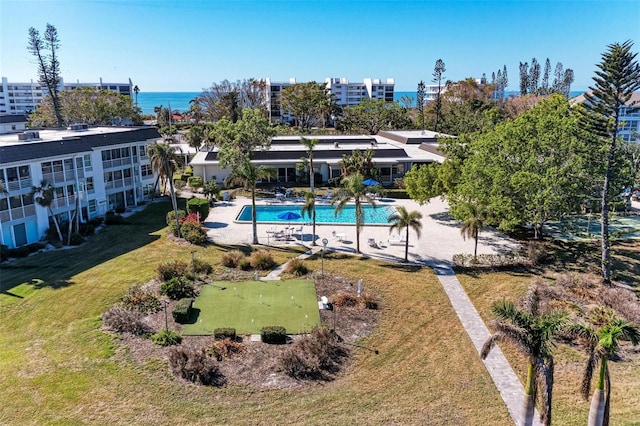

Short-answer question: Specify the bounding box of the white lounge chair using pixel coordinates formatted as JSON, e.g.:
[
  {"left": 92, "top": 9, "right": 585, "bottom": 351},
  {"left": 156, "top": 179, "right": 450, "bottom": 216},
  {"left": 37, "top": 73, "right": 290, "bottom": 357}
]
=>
[{"left": 388, "top": 234, "right": 406, "bottom": 246}]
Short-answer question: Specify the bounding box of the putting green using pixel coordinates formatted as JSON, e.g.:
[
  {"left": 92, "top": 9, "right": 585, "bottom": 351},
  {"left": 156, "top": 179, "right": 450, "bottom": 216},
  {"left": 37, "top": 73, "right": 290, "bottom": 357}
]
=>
[{"left": 183, "top": 279, "right": 321, "bottom": 335}]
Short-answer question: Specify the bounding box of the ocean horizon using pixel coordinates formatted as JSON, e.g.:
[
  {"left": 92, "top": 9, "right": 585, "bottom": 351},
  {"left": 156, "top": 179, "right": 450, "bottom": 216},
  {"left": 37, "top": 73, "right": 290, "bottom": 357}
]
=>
[{"left": 137, "top": 90, "right": 585, "bottom": 115}]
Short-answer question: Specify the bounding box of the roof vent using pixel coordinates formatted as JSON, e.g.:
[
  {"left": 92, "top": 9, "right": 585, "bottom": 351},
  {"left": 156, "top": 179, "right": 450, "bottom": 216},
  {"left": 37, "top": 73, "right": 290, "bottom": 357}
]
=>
[
  {"left": 17, "top": 130, "right": 40, "bottom": 141},
  {"left": 68, "top": 123, "right": 88, "bottom": 131}
]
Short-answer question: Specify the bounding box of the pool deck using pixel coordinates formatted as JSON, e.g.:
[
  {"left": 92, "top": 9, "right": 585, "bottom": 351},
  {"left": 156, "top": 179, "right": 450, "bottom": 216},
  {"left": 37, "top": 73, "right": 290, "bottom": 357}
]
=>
[{"left": 203, "top": 195, "right": 520, "bottom": 265}]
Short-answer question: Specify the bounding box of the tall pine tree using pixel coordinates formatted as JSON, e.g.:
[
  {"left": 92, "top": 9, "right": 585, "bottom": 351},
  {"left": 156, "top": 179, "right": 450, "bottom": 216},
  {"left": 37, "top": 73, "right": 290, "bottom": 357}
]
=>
[{"left": 580, "top": 40, "right": 640, "bottom": 284}]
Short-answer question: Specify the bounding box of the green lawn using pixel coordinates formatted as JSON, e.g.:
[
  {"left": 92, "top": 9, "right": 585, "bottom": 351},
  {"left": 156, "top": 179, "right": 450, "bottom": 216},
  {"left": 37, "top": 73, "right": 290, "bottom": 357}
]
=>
[{"left": 184, "top": 279, "right": 320, "bottom": 335}]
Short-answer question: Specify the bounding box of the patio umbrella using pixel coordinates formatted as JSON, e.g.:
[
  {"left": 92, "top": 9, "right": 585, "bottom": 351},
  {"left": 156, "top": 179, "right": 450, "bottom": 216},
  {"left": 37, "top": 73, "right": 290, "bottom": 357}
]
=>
[
  {"left": 363, "top": 178, "right": 380, "bottom": 186},
  {"left": 277, "top": 211, "right": 302, "bottom": 228}
]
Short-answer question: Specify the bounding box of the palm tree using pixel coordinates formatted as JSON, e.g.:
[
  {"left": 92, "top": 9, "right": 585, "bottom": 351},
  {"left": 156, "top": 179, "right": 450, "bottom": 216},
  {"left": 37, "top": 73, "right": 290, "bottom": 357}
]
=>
[
  {"left": 148, "top": 142, "right": 182, "bottom": 237},
  {"left": 387, "top": 206, "right": 423, "bottom": 261},
  {"left": 330, "top": 172, "right": 376, "bottom": 254},
  {"left": 133, "top": 85, "right": 140, "bottom": 107},
  {"left": 301, "top": 191, "right": 317, "bottom": 245},
  {"left": 300, "top": 137, "right": 318, "bottom": 192},
  {"left": 481, "top": 285, "right": 566, "bottom": 426},
  {"left": 565, "top": 307, "right": 640, "bottom": 426},
  {"left": 226, "top": 161, "right": 275, "bottom": 244},
  {"left": 459, "top": 201, "right": 490, "bottom": 259},
  {"left": 31, "top": 179, "right": 63, "bottom": 242}
]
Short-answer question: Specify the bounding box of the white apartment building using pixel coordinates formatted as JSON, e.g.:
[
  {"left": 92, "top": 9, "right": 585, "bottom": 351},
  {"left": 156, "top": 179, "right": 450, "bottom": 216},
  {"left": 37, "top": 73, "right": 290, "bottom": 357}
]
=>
[
  {"left": 0, "top": 126, "right": 160, "bottom": 248},
  {"left": 325, "top": 77, "right": 395, "bottom": 107},
  {"left": 265, "top": 77, "right": 395, "bottom": 123},
  {"left": 572, "top": 92, "right": 640, "bottom": 143},
  {"left": 0, "top": 77, "right": 134, "bottom": 115}
]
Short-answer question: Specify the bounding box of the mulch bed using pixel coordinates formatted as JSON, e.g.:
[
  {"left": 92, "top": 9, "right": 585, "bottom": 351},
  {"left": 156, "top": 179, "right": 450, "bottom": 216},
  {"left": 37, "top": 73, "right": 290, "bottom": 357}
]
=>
[{"left": 109, "top": 272, "right": 380, "bottom": 388}]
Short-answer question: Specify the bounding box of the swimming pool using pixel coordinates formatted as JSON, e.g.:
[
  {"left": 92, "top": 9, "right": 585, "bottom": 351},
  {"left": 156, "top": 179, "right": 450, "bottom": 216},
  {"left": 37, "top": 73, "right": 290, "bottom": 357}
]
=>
[{"left": 236, "top": 204, "right": 395, "bottom": 225}]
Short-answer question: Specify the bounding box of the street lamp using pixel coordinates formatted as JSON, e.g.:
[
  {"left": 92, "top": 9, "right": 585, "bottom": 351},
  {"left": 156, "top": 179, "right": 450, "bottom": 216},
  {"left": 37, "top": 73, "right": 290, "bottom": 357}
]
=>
[
  {"left": 163, "top": 300, "right": 169, "bottom": 331},
  {"left": 191, "top": 250, "right": 197, "bottom": 277},
  {"left": 321, "top": 238, "right": 328, "bottom": 276}
]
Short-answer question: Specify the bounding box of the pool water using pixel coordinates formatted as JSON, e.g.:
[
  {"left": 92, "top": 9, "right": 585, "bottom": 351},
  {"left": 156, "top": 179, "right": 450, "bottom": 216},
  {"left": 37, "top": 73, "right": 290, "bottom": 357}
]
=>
[{"left": 236, "top": 204, "right": 395, "bottom": 225}]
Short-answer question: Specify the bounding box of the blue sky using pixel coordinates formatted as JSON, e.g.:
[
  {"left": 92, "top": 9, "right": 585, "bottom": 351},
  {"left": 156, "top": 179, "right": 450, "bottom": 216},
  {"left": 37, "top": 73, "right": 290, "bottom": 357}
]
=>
[{"left": 1, "top": 0, "right": 638, "bottom": 92}]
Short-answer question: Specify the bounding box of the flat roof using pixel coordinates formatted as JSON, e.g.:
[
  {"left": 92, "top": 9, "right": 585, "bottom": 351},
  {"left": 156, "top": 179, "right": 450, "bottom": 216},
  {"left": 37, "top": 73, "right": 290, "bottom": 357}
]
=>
[{"left": 0, "top": 126, "right": 160, "bottom": 164}]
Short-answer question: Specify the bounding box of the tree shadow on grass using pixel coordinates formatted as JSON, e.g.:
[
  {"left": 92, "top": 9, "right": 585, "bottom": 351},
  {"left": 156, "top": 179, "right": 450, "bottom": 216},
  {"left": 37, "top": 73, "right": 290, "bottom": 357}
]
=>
[
  {"left": 0, "top": 200, "right": 170, "bottom": 295},
  {"left": 30, "top": 278, "right": 73, "bottom": 290}
]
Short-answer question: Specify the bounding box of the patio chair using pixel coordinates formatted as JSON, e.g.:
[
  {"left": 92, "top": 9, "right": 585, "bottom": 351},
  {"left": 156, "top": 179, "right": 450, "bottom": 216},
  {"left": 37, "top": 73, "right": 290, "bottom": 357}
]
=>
[
  {"left": 368, "top": 238, "right": 380, "bottom": 248},
  {"left": 222, "top": 191, "right": 230, "bottom": 205},
  {"left": 388, "top": 234, "right": 406, "bottom": 246}
]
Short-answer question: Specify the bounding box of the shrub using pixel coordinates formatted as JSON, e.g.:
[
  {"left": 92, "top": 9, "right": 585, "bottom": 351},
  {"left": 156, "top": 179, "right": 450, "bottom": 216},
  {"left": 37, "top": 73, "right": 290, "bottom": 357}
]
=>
[
  {"left": 250, "top": 249, "right": 276, "bottom": 270},
  {"left": 261, "top": 325, "right": 287, "bottom": 344},
  {"left": 157, "top": 260, "right": 189, "bottom": 282},
  {"left": 186, "top": 197, "right": 209, "bottom": 220},
  {"left": 221, "top": 250, "right": 245, "bottom": 268},
  {"left": 45, "top": 227, "right": 60, "bottom": 241},
  {"left": 173, "top": 180, "right": 186, "bottom": 190},
  {"left": 359, "top": 293, "right": 379, "bottom": 310},
  {"left": 213, "top": 327, "right": 236, "bottom": 341},
  {"left": 180, "top": 222, "right": 208, "bottom": 246},
  {"left": 115, "top": 205, "right": 126, "bottom": 214},
  {"left": 331, "top": 292, "right": 359, "bottom": 308},
  {"left": 0, "top": 245, "right": 8, "bottom": 261},
  {"left": 151, "top": 329, "right": 182, "bottom": 346},
  {"left": 166, "top": 209, "right": 186, "bottom": 226},
  {"left": 79, "top": 223, "right": 95, "bottom": 236},
  {"left": 208, "top": 338, "right": 246, "bottom": 361},
  {"left": 69, "top": 232, "right": 84, "bottom": 246},
  {"left": 525, "top": 242, "right": 548, "bottom": 266},
  {"left": 172, "top": 298, "right": 194, "bottom": 323},
  {"left": 160, "top": 277, "right": 196, "bottom": 300},
  {"left": 238, "top": 258, "right": 252, "bottom": 271},
  {"left": 26, "top": 242, "right": 47, "bottom": 253},
  {"left": 187, "top": 176, "right": 204, "bottom": 188},
  {"left": 8, "top": 246, "right": 30, "bottom": 258},
  {"left": 105, "top": 211, "right": 126, "bottom": 225},
  {"left": 89, "top": 216, "right": 104, "bottom": 227},
  {"left": 284, "top": 258, "right": 309, "bottom": 276},
  {"left": 192, "top": 258, "right": 213, "bottom": 275},
  {"left": 279, "top": 327, "right": 346, "bottom": 379},
  {"left": 167, "top": 347, "right": 225, "bottom": 386},
  {"left": 121, "top": 285, "right": 161, "bottom": 313},
  {"left": 102, "top": 306, "right": 151, "bottom": 335}
]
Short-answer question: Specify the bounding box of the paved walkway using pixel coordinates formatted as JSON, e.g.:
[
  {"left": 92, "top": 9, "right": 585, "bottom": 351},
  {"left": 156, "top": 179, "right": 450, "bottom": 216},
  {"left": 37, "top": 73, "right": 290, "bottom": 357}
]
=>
[{"left": 431, "top": 264, "right": 542, "bottom": 426}]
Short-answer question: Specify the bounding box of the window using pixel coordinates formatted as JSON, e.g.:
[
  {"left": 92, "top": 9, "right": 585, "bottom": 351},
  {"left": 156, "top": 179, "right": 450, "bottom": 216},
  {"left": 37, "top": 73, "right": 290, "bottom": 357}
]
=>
[
  {"left": 0, "top": 198, "right": 8, "bottom": 211},
  {"left": 86, "top": 177, "right": 94, "bottom": 191},
  {"left": 67, "top": 184, "right": 75, "bottom": 196},
  {"left": 114, "top": 170, "right": 123, "bottom": 180},
  {"left": 102, "top": 151, "right": 111, "bottom": 161},
  {"left": 42, "top": 162, "right": 52, "bottom": 174},
  {"left": 22, "top": 193, "right": 34, "bottom": 205},
  {"left": 9, "top": 195, "right": 22, "bottom": 209},
  {"left": 139, "top": 145, "right": 146, "bottom": 157},
  {"left": 6, "top": 167, "right": 18, "bottom": 182},
  {"left": 123, "top": 168, "right": 132, "bottom": 178},
  {"left": 121, "top": 147, "right": 129, "bottom": 158},
  {"left": 88, "top": 199, "right": 97, "bottom": 213},
  {"left": 52, "top": 160, "right": 63, "bottom": 173},
  {"left": 55, "top": 187, "right": 64, "bottom": 199},
  {"left": 141, "top": 164, "right": 153, "bottom": 177},
  {"left": 64, "top": 159, "right": 74, "bottom": 171},
  {"left": 84, "top": 154, "right": 92, "bottom": 168}
]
